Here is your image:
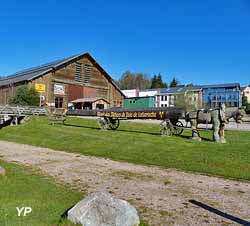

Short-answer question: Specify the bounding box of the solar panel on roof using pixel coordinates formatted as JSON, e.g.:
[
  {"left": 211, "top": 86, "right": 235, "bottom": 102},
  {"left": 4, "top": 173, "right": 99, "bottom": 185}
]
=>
[
  {"left": 0, "top": 54, "right": 81, "bottom": 86},
  {"left": 4, "top": 55, "right": 77, "bottom": 79}
]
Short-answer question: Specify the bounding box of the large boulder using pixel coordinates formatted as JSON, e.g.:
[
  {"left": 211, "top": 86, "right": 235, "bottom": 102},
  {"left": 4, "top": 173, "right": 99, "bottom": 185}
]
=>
[
  {"left": 0, "top": 166, "right": 6, "bottom": 176},
  {"left": 68, "top": 191, "right": 140, "bottom": 226}
]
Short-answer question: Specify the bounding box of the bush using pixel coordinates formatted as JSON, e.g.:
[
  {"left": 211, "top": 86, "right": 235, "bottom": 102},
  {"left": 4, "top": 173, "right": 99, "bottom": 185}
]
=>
[
  {"left": 245, "top": 104, "right": 250, "bottom": 114},
  {"left": 9, "top": 85, "right": 40, "bottom": 106}
]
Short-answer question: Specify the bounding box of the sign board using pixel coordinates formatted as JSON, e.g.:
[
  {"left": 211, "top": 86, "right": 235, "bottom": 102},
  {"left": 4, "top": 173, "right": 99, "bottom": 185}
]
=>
[
  {"left": 54, "top": 84, "right": 65, "bottom": 95},
  {"left": 67, "top": 107, "right": 185, "bottom": 120},
  {"left": 35, "top": 84, "right": 45, "bottom": 93},
  {"left": 97, "top": 111, "right": 159, "bottom": 119}
]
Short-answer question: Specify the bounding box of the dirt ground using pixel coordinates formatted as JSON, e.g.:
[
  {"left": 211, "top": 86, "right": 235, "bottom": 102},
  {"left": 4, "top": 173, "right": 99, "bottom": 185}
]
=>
[{"left": 0, "top": 141, "right": 249, "bottom": 226}]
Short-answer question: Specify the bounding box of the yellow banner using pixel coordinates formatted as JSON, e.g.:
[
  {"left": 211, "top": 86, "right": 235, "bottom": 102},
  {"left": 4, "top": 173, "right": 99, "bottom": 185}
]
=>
[{"left": 35, "top": 84, "right": 46, "bottom": 93}]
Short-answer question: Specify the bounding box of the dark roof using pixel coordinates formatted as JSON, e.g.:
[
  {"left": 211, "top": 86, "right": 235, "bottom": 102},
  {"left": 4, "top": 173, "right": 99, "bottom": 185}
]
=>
[
  {"left": 0, "top": 52, "right": 125, "bottom": 97},
  {"left": 0, "top": 55, "right": 78, "bottom": 86},
  {"left": 200, "top": 83, "right": 240, "bottom": 89},
  {"left": 71, "top": 97, "right": 110, "bottom": 104},
  {"left": 124, "top": 96, "right": 155, "bottom": 99},
  {"left": 159, "top": 83, "right": 241, "bottom": 94},
  {"left": 159, "top": 86, "right": 202, "bottom": 94}
]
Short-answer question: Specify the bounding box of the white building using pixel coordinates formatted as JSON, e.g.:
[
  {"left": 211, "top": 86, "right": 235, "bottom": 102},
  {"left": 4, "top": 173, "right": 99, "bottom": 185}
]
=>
[
  {"left": 155, "top": 86, "right": 202, "bottom": 109},
  {"left": 122, "top": 89, "right": 138, "bottom": 98},
  {"left": 241, "top": 86, "right": 250, "bottom": 104},
  {"left": 155, "top": 95, "right": 169, "bottom": 107},
  {"left": 139, "top": 90, "right": 158, "bottom": 97}
]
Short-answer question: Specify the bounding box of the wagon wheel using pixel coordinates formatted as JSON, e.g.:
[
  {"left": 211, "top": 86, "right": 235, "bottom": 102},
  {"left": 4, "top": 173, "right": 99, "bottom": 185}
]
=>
[
  {"left": 109, "top": 118, "right": 120, "bottom": 130},
  {"left": 173, "top": 120, "right": 184, "bottom": 136},
  {"left": 97, "top": 117, "right": 109, "bottom": 130},
  {"left": 160, "top": 119, "right": 173, "bottom": 136}
]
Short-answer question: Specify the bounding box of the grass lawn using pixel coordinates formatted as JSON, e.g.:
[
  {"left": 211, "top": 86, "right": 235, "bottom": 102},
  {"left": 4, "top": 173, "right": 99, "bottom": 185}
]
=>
[
  {"left": 0, "top": 116, "right": 250, "bottom": 181},
  {"left": 0, "top": 160, "right": 83, "bottom": 226},
  {"left": 0, "top": 160, "right": 148, "bottom": 226}
]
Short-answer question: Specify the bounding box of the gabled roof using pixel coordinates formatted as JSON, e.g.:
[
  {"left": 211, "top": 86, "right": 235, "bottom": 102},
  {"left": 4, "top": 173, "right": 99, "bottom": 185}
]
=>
[
  {"left": 71, "top": 97, "right": 110, "bottom": 104},
  {"left": 0, "top": 54, "right": 79, "bottom": 86},
  {"left": 0, "top": 52, "right": 125, "bottom": 96}
]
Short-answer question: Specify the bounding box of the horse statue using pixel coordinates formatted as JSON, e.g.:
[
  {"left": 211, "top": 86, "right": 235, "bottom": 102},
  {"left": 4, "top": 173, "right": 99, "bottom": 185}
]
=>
[{"left": 185, "top": 104, "right": 245, "bottom": 143}]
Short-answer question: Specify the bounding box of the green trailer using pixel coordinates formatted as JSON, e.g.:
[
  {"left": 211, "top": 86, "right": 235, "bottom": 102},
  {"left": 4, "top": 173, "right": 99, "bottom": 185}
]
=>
[{"left": 123, "top": 96, "right": 155, "bottom": 109}]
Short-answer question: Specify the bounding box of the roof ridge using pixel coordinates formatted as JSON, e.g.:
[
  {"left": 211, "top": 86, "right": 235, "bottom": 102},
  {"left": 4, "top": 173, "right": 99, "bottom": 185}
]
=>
[
  {"left": 0, "top": 54, "right": 80, "bottom": 81},
  {"left": 0, "top": 52, "right": 125, "bottom": 97}
]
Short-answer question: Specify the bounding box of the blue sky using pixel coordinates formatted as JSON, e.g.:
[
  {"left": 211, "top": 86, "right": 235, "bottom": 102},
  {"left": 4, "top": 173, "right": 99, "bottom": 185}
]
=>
[{"left": 0, "top": 0, "right": 250, "bottom": 85}]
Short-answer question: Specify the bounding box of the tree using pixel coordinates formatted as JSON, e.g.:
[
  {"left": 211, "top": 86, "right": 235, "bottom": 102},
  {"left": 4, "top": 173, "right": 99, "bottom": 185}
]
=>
[
  {"left": 150, "top": 73, "right": 167, "bottom": 88},
  {"left": 9, "top": 85, "right": 40, "bottom": 106},
  {"left": 150, "top": 75, "right": 157, "bottom": 89},
  {"left": 170, "top": 77, "right": 179, "bottom": 87},
  {"left": 246, "top": 104, "right": 250, "bottom": 114},
  {"left": 118, "top": 71, "right": 151, "bottom": 90},
  {"left": 174, "top": 92, "right": 197, "bottom": 111},
  {"left": 134, "top": 73, "right": 151, "bottom": 90},
  {"left": 242, "top": 96, "right": 248, "bottom": 106}
]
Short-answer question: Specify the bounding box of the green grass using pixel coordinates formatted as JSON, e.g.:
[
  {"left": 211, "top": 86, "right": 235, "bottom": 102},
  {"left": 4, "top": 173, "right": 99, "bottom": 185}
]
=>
[
  {"left": 0, "top": 160, "right": 149, "bottom": 226},
  {"left": 0, "top": 160, "right": 83, "bottom": 226},
  {"left": 0, "top": 116, "right": 250, "bottom": 181}
]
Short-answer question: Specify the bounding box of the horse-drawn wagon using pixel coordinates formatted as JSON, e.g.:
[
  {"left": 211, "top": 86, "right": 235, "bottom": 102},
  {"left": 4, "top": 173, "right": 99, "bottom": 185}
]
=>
[
  {"left": 67, "top": 107, "right": 184, "bottom": 132},
  {"left": 67, "top": 104, "right": 245, "bottom": 143}
]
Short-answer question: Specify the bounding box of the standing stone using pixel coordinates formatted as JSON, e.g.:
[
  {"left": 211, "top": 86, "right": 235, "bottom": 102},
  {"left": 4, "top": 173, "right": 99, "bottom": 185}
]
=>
[
  {"left": 0, "top": 166, "right": 6, "bottom": 176},
  {"left": 68, "top": 191, "right": 140, "bottom": 226}
]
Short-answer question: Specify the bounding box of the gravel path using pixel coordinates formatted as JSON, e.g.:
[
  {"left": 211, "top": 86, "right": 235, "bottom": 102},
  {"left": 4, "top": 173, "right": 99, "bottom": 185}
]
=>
[{"left": 0, "top": 141, "right": 249, "bottom": 226}]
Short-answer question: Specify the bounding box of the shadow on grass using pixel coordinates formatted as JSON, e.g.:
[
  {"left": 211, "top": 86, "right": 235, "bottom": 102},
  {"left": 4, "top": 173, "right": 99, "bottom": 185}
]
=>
[
  {"left": 189, "top": 200, "right": 250, "bottom": 226},
  {"left": 63, "top": 123, "right": 215, "bottom": 140},
  {"left": 64, "top": 123, "right": 100, "bottom": 130},
  {"left": 60, "top": 204, "right": 74, "bottom": 219},
  {"left": 0, "top": 121, "right": 12, "bottom": 129},
  {"left": 179, "top": 134, "right": 213, "bottom": 142},
  {"left": 64, "top": 123, "right": 161, "bottom": 136}
]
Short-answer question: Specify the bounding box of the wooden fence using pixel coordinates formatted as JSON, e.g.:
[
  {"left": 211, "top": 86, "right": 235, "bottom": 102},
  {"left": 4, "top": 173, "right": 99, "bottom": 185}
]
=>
[{"left": 0, "top": 105, "right": 47, "bottom": 116}]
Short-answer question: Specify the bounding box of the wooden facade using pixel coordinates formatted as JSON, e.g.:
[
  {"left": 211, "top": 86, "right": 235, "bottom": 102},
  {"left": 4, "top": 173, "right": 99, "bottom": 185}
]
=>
[{"left": 0, "top": 53, "right": 124, "bottom": 109}]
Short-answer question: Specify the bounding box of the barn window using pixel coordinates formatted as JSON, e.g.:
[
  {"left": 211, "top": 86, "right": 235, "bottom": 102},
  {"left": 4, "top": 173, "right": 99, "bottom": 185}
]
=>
[
  {"left": 75, "top": 63, "right": 83, "bottom": 82},
  {"left": 55, "top": 97, "right": 64, "bottom": 108},
  {"left": 84, "top": 64, "right": 91, "bottom": 83}
]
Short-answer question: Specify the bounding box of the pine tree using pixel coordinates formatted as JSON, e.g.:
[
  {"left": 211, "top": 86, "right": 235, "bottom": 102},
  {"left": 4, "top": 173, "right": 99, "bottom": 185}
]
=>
[
  {"left": 170, "top": 77, "right": 179, "bottom": 87},
  {"left": 151, "top": 73, "right": 167, "bottom": 88}
]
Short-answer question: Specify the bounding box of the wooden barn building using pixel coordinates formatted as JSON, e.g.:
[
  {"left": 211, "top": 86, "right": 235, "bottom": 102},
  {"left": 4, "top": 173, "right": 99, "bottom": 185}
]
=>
[{"left": 0, "top": 52, "right": 124, "bottom": 109}]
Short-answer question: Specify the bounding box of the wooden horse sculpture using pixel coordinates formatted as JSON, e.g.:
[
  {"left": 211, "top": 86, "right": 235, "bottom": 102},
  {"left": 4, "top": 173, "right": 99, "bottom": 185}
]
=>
[{"left": 185, "top": 104, "right": 245, "bottom": 143}]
